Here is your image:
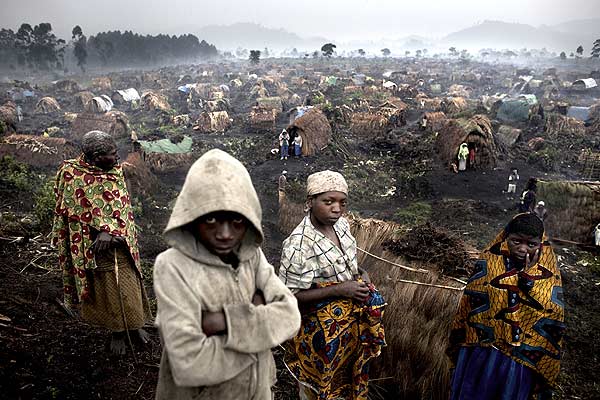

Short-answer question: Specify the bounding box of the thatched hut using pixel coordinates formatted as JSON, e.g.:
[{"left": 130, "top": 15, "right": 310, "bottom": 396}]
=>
[
  {"left": 350, "top": 112, "right": 389, "bottom": 138},
  {"left": 496, "top": 125, "right": 522, "bottom": 148},
  {"left": 92, "top": 76, "right": 112, "bottom": 92},
  {"left": 143, "top": 152, "right": 196, "bottom": 173},
  {"left": 248, "top": 107, "right": 277, "bottom": 132},
  {"left": 84, "top": 95, "right": 113, "bottom": 113},
  {"left": 537, "top": 180, "right": 600, "bottom": 244},
  {"left": 435, "top": 115, "right": 497, "bottom": 168},
  {"left": 441, "top": 97, "right": 468, "bottom": 115},
  {"left": 54, "top": 79, "right": 80, "bottom": 94},
  {"left": 544, "top": 113, "right": 586, "bottom": 138},
  {"left": 193, "top": 111, "right": 232, "bottom": 133},
  {"left": 141, "top": 91, "right": 171, "bottom": 111},
  {"left": 287, "top": 108, "right": 332, "bottom": 156},
  {"left": 379, "top": 97, "right": 408, "bottom": 127},
  {"left": 35, "top": 97, "right": 61, "bottom": 114},
  {"left": 256, "top": 96, "right": 283, "bottom": 113},
  {"left": 0, "top": 134, "right": 79, "bottom": 168},
  {"left": 0, "top": 101, "right": 19, "bottom": 132},
  {"left": 70, "top": 111, "right": 130, "bottom": 139},
  {"left": 122, "top": 151, "right": 159, "bottom": 197},
  {"left": 421, "top": 111, "right": 448, "bottom": 133},
  {"left": 447, "top": 84, "right": 470, "bottom": 98},
  {"left": 111, "top": 88, "right": 141, "bottom": 105},
  {"left": 73, "top": 91, "right": 95, "bottom": 110}
]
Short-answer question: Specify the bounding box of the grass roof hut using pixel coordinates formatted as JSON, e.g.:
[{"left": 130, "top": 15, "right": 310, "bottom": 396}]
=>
[
  {"left": 287, "top": 108, "right": 332, "bottom": 156},
  {"left": 141, "top": 91, "right": 171, "bottom": 112},
  {"left": 193, "top": 111, "right": 232, "bottom": 133},
  {"left": 70, "top": 111, "right": 130, "bottom": 139},
  {"left": 350, "top": 112, "right": 389, "bottom": 139},
  {"left": 248, "top": 107, "right": 277, "bottom": 133},
  {"left": 435, "top": 115, "right": 497, "bottom": 168},
  {"left": 54, "top": 79, "right": 80, "bottom": 94},
  {"left": 537, "top": 180, "right": 600, "bottom": 244},
  {"left": 34, "top": 97, "right": 61, "bottom": 114},
  {"left": 0, "top": 101, "right": 18, "bottom": 133},
  {"left": 0, "top": 134, "right": 79, "bottom": 168},
  {"left": 73, "top": 91, "right": 95, "bottom": 110}
]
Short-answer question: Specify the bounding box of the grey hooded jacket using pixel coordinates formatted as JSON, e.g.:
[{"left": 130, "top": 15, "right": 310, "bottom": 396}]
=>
[{"left": 153, "top": 149, "right": 301, "bottom": 399}]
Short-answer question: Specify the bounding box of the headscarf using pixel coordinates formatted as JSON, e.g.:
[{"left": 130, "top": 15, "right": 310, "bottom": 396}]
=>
[{"left": 306, "top": 170, "right": 348, "bottom": 196}]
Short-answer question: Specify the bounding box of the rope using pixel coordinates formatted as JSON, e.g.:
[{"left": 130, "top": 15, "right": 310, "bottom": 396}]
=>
[
  {"left": 356, "top": 247, "right": 429, "bottom": 274},
  {"left": 389, "top": 278, "right": 465, "bottom": 292}
]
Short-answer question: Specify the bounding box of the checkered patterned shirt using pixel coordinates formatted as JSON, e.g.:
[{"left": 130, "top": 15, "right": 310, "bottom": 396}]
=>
[{"left": 279, "top": 215, "right": 359, "bottom": 292}]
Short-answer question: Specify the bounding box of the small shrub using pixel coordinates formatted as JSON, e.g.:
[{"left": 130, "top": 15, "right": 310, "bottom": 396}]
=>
[
  {"left": 393, "top": 201, "right": 432, "bottom": 226},
  {"left": 0, "top": 155, "right": 32, "bottom": 191},
  {"left": 34, "top": 177, "right": 56, "bottom": 230}
]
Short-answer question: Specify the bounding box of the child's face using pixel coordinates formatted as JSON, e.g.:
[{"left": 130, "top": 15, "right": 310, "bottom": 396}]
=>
[
  {"left": 195, "top": 211, "right": 248, "bottom": 257},
  {"left": 309, "top": 191, "right": 347, "bottom": 226},
  {"left": 506, "top": 233, "right": 541, "bottom": 264}
]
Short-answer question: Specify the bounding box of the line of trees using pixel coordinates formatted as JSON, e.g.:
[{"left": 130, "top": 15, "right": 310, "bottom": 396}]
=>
[{"left": 0, "top": 23, "right": 219, "bottom": 72}]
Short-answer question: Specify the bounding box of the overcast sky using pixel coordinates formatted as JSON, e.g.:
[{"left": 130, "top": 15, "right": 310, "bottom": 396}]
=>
[{"left": 2, "top": 0, "right": 599, "bottom": 41}]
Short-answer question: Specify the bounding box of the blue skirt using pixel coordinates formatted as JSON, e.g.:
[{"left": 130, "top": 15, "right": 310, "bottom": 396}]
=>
[
  {"left": 294, "top": 144, "right": 302, "bottom": 156},
  {"left": 450, "top": 346, "right": 534, "bottom": 400}
]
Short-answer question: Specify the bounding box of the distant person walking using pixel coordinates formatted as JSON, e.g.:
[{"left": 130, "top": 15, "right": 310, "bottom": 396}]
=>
[
  {"left": 279, "top": 129, "right": 290, "bottom": 160},
  {"left": 533, "top": 201, "right": 548, "bottom": 221},
  {"left": 519, "top": 178, "right": 538, "bottom": 213},
  {"left": 278, "top": 170, "right": 287, "bottom": 204},
  {"left": 507, "top": 169, "right": 519, "bottom": 198}
]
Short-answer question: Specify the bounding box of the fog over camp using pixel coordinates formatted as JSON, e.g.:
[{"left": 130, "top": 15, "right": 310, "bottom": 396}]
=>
[{"left": 1, "top": 1, "right": 600, "bottom": 400}]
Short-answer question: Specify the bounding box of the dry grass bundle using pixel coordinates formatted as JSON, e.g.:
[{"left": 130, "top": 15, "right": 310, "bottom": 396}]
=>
[
  {"left": 144, "top": 152, "right": 195, "bottom": 173},
  {"left": 347, "top": 215, "right": 464, "bottom": 400},
  {"left": 34, "top": 97, "right": 61, "bottom": 114},
  {"left": 248, "top": 107, "right": 277, "bottom": 131},
  {"left": 92, "top": 77, "right": 112, "bottom": 92},
  {"left": 54, "top": 79, "right": 80, "bottom": 93},
  {"left": 70, "top": 111, "right": 130, "bottom": 139},
  {"left": 122, "top": 152, "right": 159, "bottom": 196},
  {"left": 288, "top": 108, "right": 332, "bottom": 156},
  {"left": 442, "top": 97, "right": 468, "bottom": 115},
  {"left": 277, "top": 192, "right": 306, "bottom": 236},
  {"left": 435, "top": 114, "right": 497, "bottom": 168},
  {"left": 544, "top": 113, "right": 585, "bottom": 138},
  {"left": 537, "top": 180, "right": 600, "bottom": 243},
  {"left": 256, "top": 97, "right": 283, "bottom": 113},
  {"left": 422, "top": 111, "right": 448, "bottom": 133},
  {"left": 0, "top": 134, "right": 79, "bottom": 168},
  {"left": 350, "top": 112, "right": 389, "bottom": 138},
  {"left": 141, "top": 91, "right": 171, "bottom": 111},
  {"left": 193, "top": 111, "right": 231, "bottom": 133},
  {"left": 73, "top": 91, "right": 95, "bottom": 109}
]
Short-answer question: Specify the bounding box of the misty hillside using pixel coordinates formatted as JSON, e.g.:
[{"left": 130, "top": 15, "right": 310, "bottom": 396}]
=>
[
  {"left": 442, "top": 20, "right": 599, "bottom": 52},
  {"left": 193, "top": 22, "right": 327, "bottom": 51}
]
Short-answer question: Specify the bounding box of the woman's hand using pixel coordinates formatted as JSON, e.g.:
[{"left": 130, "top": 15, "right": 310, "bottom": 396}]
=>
[
  {"left": 335, "top": 281, "right": 370, "bottom": 302},
  {"left": 201, "top": 311, "right": 227, "bottom": 336},
  {"left": 252, "top": 289, "right": 266, "bottom": 306}
]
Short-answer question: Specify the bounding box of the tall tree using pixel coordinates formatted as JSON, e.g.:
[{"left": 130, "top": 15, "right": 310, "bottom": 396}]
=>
[
  {"left": 249, "top": 49, "right": 261, "bottom": 64},
  {"left": 16, "top": 23, "right": 65, "bottom": 70},
  {"left": 357, "top": 48, "right": 365, "bottom": 57},
  {"left": 381, "top": 48, "right": 391, "bottom": 57},
  {"left": 591, "top": 39, "right": 600, "bottom": 58},
  {"left": 560, "top": 51, "right": 567, "bottom": 60},
  {"left": 321, "top": 43, "right": 336, "bottom": 58},
  {"left": 576, "top": 45, "right": 584, "bottom": 58},
  {"left": 72, "top": 25, "right": 87, "bottom": 72}
]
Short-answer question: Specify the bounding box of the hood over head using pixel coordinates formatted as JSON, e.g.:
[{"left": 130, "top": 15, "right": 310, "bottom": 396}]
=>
[{"left": 164, "top": 149, "right": 263, "bottom": 261}]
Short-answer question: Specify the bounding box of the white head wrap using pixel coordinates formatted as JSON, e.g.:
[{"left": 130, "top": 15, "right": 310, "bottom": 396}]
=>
[{"left": 306, "top": 170, "right": 348, "bottom": 196}]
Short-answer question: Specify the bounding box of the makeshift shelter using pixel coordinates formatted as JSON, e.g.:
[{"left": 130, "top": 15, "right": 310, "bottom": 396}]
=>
[
  {"left": 84, "top": 95, "right": 113, "bottom": 113},
  {"left": 0, "top": 101, "right": 19, "bottom": 132},
  {"left": 54, "top": 79, "right": 80, "bottom": 93},
  {"left": 350, "top": 112, "right": 390, "bottom": 138},
  {"left": 112, "top": 88, "right": 141, "bottom": 105},
  {"left": 435, "top": 115, "right": 497, "bottom": 168},
  {"left": 579, "top": 150, "right": 600, "bottom": 181},
  {"left": 544, "top": 113, "right": 585, "bottom": 138},
  {"left": 141, "top": 91, "right": 171, "bottom": 111},
  {"left": 121, "top": 151, "right": 159, "bottom": 197},
  {"left": 286, "top": 108, "right": 332, "bottom": 156},
  {"left": 537, "top": 180, "right": 600, "bottom": 244},
  {"left": 248, "top": 107, "right": 277, "bottom": 132},
  {"left": 496, "top": 96, "right": 538, "bottom": 123},
  {"left": 421, "top": 111, "right": 448, "bottom": 133},
  {"left": 0, "top": 134, "right": 78, "bottom": 168},
  {"left": 442, "top": 97, "right": 468, "bottom": 115},
  {"left": 204, "top": 99, "right": 230, "bottom": 112},
  {"left": 379, "top": 97, "right": 408, "bottom": 127},
  {"left": 70, "top": 111, "right": 130, "bottom": 139},
  {"left": 447, "top": 84, "right": 470, "bottom": 98},
  {"left": 92, "top": 77, "right": 112, "bottom": 92},
  {"left": 193, "top": 111, "right": 231, "bottom": 133},
  {"left": 143, "top": 152, "right": 196, "bottom": 173},
  {"left": 567, "top": 106, "right": 591, "bottom": 122},
  {"left": 256, "top": 96, "right": 283, "bottom": 113},
  {"left": 73, "top": 91, "right": 95, "bottom": 109},
  {"left": 496, "top": 125, "right": 522, "bottom": 148},
  {"left": 139, "top": 135, "right": 192, "bottom": 154},
  {"left": 572, "top": 78, "right": 597, "bottom": 91},
  {"left": 34, "top": 97, "right": 61, "bottom": 114}
]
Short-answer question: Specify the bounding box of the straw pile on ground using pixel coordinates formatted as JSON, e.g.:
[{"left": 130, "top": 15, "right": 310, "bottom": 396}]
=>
[
  {"left": 544, "top": 113, "right": 585, "bottom": 138},
  {"left": 34, "top": 97, "right": 61, "bottom": 114},
  {"left": 350, "top": 112, "right": 389, "bottom": 138},
  {"left": 287, "top": 108, "right": 332, "bottom": 156},
  {"left": 70, "top": 111, "right": 130, "bottom": 139},
  {"left": 435, "top": 114, "right": 497, "bottom": 168},
  {"left": 0, "top": 134, "right": 79, "bottom": 168},
  {"left": 537, "top": 180, "right": 600, "bottom": 243},
  {"left": 347, "top": 215, "right": 466, "bottom": 400}
]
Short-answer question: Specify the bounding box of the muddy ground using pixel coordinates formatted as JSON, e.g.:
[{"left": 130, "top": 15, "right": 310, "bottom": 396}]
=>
[{"left": 2, "top": 59, "right": 600, "bottom": 400}]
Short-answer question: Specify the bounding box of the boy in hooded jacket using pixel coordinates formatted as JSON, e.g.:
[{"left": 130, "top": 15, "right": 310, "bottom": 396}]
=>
[{"left": 153, "top": 149, "right": 301, "bottom": 400}]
